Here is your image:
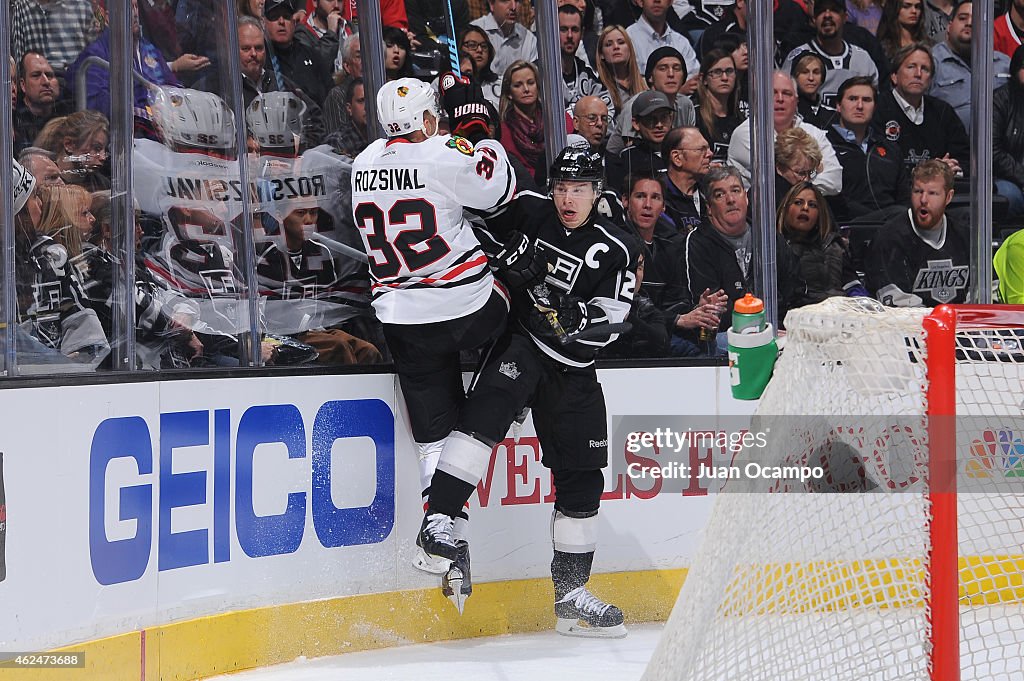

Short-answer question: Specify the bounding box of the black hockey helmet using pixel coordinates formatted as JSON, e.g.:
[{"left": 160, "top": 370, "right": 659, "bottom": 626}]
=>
[{"left": 548, "top": 146, "right": 604, "bottom": 194}]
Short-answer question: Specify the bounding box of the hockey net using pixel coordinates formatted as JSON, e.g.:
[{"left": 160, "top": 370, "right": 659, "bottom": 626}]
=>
[{"left": 644, "top": 298, "right": 1024, "bottom": 681}]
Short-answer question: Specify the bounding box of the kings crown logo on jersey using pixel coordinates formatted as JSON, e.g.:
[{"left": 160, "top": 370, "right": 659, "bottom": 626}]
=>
[{"left": 913, "top": 259, "right": 969, "bottom": 303}]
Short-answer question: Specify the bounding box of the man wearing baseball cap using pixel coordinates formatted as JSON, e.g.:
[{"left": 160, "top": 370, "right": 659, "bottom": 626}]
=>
[
  {"left": 781, "top": 0, "right": 878, "bottom": 107},
  {"left": 263, "top": 0, "right": 334, "bottom": 105},
  {"left": 606, "top": 89, "right": 674, "bottom": 194}
]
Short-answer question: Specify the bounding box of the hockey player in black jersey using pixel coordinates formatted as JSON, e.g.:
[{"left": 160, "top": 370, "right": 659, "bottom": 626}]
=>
[
  {"left": 865, "top": 159, "right": 970, "bottom": 306},
  {"left": 418, "top": 147, "right": 639, "bottom": 636}
]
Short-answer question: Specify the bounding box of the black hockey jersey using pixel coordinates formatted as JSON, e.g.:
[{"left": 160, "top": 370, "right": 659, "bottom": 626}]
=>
[
  {"left": 476, "top": 190, "right": 640, "bottom": 367},
  {"left": 865, "top": 210, "right": 971, "bottom": 306}
]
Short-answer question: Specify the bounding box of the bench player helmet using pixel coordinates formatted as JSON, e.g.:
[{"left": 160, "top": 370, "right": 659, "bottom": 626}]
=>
[
  {"left": 14, "top": 159, "right": 37, "bottom": 215},
  {"left": 377, "top": 77, "right": 438, "bottom": 138},
  {"left": 247, "top": 91, "right": 307, "bottom": 153},
  {"left": 150, "top": 86, "right": 236, "bottom": 151},
  {"left": 548, "top": 146, "right": 604, "bottom": 195}
]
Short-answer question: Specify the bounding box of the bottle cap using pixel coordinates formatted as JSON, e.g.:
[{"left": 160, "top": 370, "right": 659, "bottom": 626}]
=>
[{"left": 734, "top": 293, "right": 764, "bottom": 314}]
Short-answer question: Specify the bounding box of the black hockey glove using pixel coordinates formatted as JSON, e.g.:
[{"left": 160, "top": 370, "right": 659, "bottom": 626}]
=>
[
  {"left": 439, "top": 71, "right": 491, "bottom": 143},
  {"left": 526, "top": 285, "right": 588, "bottom": 341},
  {"left": 492, "top": 231, "right": 547, "bottom": 289}
]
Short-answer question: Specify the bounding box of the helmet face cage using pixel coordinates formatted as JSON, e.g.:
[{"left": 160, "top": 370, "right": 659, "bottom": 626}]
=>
[
  {"left": 376, "top": 78, "right": 439, "bottom": 138},
  {"left": 548, "top": 147, "right": 605, "bottom": 197},
  {"left": 150, "top": 87, "right": 236, "bottom": 151},
  {"left": 247, "top": 92, "right": 307, "bottom": 152}
]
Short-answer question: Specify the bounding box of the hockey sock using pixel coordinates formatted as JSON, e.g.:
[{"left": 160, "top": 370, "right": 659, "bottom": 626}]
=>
[
  {"left": 428, "top": 469, "right": 477, "bottom": 519},
  {"left": 551, "top": 550, "right": 595, "bottom": 600}
]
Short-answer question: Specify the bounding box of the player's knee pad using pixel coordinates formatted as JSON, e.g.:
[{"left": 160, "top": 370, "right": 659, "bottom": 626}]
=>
[
  {"left": 551, "top": 509, "right": 598, "bottom": 554},
  {"left": 436, "top": 430, "right": 494, "bottom": 487},
  {"left": 415, "top": 439, "right": 446, "bottom": 500},
  {"left": 552, "top": 468, "right": 605, "bottom": 517}
]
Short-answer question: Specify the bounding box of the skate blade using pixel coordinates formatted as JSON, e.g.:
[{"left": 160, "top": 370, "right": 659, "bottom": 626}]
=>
[
  {"left": 555, "top": 618, "right": 627, "bottom": 639},
  {"left": 412, "top": 547, "right": 451, "bottom": 575},
  {"left": 442, "top": 568, "right": 469, "bottom": 614}
]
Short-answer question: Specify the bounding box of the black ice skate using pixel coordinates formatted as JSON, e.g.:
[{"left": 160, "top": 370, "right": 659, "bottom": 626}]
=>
[
  {"left": 414, "top": 512, "right": 460, "bottom": 574},
  {"left": 554, "top": 586, "right": 627, "bottom": 639},
  {"left": 442, "top": 540, "right": 472, "bottom": 614}
]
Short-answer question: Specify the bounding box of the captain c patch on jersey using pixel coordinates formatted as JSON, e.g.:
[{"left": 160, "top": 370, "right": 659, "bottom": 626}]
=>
[{"left": 912, "top": 259, "right": 969, "bottom": 303}]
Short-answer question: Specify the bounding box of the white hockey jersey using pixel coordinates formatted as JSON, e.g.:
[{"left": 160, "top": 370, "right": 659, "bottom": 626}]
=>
[{"left": 351, "top": 135, "right": 516, "bottom": 324}]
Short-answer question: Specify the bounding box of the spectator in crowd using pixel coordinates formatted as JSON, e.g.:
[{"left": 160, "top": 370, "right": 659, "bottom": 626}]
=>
[
  {"left": 34, "top": 184, "right": 92, "bottom": 259},
  {"left": 662, "top": 126, "right": 714, "bottom": 233},
  {"left": 873, "top": 43, "right": 969, "bottom": 176},
  {"left": 626, "top": 0, "right": 701, "bottom": 87},
  {"left": 172, "top": 0, "right": 219, "bottom": 85},
  {"left": 238, "top": 0, "right": 267, "bottom": 18},
  {"left": 9, "top": 56, "right": 17, "bottom": 111},
  {"left": 460, "top": 26, "right": 503, "bottom": 106},
  {"left": 684, "top": 165, "right": 805, "bottom": 351},
  {"left": 472, "top": 0, "right": 538, "bottom": 78},
  {"left": 323, "top": 35, "right": 363, "bottom": 131},
  {"left": 498, "top": 60, "right": 548, "bottom": 180},
  {"left": 608, "top": 46, "right": 697, "bottom": 155},
  {"left": 607, "top": 90, "right": 674, "bottom": 193},
  {"left": 609, "top": 172, "right": 723, "bottom": 358},
  {"left": 295, "top": 0, "right": 344, "bottom": 69},
  {"left": 781, "top": 0, "right": 879, "bottom": 107},
  {"left": 68, "top": 0, "right": 178, "bottom": 120},
  {"left": 595, "top": 25, "right": 647, "bottom": 116},
  {"left": 728, "top": 71, "right": 843, "bottom": 196},
  {"left": 930, "top": 0, "right": 1011, "bottom": 129},
  {"left": 993, "top": 44, "right": 1024, "bottom": 217},
  {"left": 572, "top": 95, "right": 611, "bottom": 152},
  {"left": 383, "top": 26, "right": 415, "bottom": 81},
  {"left": 792, "top": 51, "right": 838, "bottom": 129},
  {"left": 774, "top": 126, "right": 824, "bottom": 205},
  {"left": 13, "top": 164, "right": 109, "bottom": 368},
  {"left": 18, "top": 147, "right": 66, "bottom": 188},
  {"left": 865, "top": 159, "right": 970, "bottom": 306},
  {"left": 232, "top": 16, "right": 326, "bottom": 145},
  {"left": 10, "top": 0, "right": 97, "bottom": 72},
  {"left": 326, "top": 78, "right": 369, "bottom": 157},
  {"left": 694, "top": 49, "right": 746, "bottom": 165},
  {"left": 995, "top": 0, "right": 1024, "bottom": 57},
  {"left": 35, "top": 110, "right": 112, "bottom": 191},
  {"left": 553, "top": 4, "right": 614, "bottom": 115},
  {"left": 826, "top": 76, "right": 910, "bottom": 221},
  {"left": 777, "top": 180, "right": 867, "bottom": 305},
  {"left": 701, "top": 0, "right": 746, "bottom": 56},
  {"left": 407, "top": 0, "right": 470, "bottom": 49},
  {"left": 262, "top": 0, "right": 334, "bottom": 106},
  {"left": 14, "top": 52, "right": 71, "bottom": 155},
  {"left": 847, "top": 0, "right": 885, "bottom": 33},
  {"left": 302, "top": 0, "right": 408, "bottom": 33},
  {"left": 923, "top": 0, "right": 955, "bottom": 43},
  {"left": 708, "top": 32, "right": 749, "bottom": 104},
  {"left": 877, "top": 0, "right": 932, "bottom": 67}
]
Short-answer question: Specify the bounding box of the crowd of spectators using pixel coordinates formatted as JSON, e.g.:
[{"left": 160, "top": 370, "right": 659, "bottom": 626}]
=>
[{"left": 5, "top": 0, "right": 1024, "bottom": 372}]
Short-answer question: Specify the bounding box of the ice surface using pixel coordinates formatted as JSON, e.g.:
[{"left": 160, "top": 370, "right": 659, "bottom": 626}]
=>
[{"left": 204, "top": 623, "right": 664, "bottom": 681}]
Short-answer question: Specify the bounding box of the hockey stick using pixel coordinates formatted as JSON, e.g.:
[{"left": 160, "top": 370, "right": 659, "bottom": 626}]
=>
[
  {"left": 311, "top": 234, "right": 370, "bottom": 264},
  {"left": 441, "top": 0, "right": 461, "bottom": 75}
]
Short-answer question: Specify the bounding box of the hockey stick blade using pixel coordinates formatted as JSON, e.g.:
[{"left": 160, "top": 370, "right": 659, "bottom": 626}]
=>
[{"left": 561, "top": 322, "right": 632, "bottom": 344}]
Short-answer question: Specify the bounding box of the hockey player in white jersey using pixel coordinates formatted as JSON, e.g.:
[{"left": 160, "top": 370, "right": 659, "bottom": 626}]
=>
[{"left": 352, "top": 74, "right": 534, "bottom": 607}]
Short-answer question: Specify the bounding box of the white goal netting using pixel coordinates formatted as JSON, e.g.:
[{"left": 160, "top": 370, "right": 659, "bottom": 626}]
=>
[{"left": 644, "top": 298, "right": 1024, "bottom": 681}]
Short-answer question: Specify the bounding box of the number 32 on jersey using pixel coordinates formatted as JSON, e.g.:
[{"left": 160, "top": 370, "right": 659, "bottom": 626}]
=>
[{"left": 353, "top": 199, "right": 451, "bottom": 279}]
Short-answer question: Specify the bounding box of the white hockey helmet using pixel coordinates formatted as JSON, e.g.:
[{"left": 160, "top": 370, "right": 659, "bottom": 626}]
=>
[
  {"left": 376, "top": 77, "right": 438, "bottom": 138},
  {"left": 13, "top": 159, "right": 37, "bottom": 215},
  {"left": 247, "top": 91, "right": 307, "bottom": 151},
  {"left": 149, "top": 86, "right": 236, "bottom": 150}
]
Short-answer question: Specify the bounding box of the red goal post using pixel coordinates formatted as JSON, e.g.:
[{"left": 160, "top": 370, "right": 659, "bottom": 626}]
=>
[{"left": 644, "top": 300, "right": 1024, "bottom": 681}]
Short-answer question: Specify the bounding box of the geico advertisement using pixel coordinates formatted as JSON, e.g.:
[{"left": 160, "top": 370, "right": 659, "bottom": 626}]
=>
[{"left": 89, "top": 398, "right": 396, "bottom": 585}]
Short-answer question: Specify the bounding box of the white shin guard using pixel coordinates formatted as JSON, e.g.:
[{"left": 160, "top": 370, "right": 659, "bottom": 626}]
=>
[
  {"left": 551, "top": 510, "right": 599, "bottom": 554},
  {"left": 436, "top": 431, "right": 493, "bottom": 487}
]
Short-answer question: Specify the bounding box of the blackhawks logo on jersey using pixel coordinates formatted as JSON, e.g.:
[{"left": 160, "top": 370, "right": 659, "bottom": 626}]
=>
[{"left": 446, "top": 136, "right": 475, "bottom": 155}]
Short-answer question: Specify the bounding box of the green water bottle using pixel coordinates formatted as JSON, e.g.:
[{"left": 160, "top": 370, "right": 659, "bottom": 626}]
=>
[
  {"left": 732, "top": 293, "right": 766, "bottom": 334},
  {"left": 728, "top": 295, "right": 778, "bottom": 400}
]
